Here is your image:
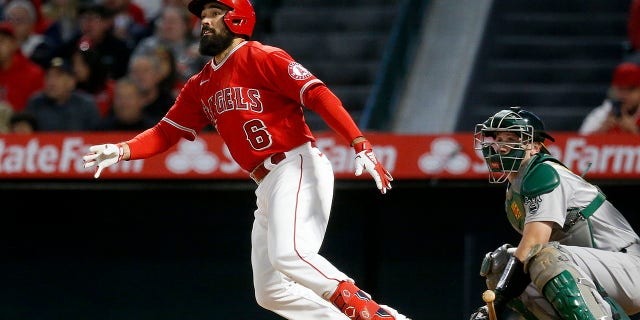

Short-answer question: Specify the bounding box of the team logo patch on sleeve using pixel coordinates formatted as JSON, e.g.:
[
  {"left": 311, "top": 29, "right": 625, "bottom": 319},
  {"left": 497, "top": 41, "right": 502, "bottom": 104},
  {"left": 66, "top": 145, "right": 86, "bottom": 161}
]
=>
[
  {"left": 523, "top": 195, "right": 541, "bottom": 215},
  {"left": 288, "top": 62, "right": 312, "bottom": 80}
]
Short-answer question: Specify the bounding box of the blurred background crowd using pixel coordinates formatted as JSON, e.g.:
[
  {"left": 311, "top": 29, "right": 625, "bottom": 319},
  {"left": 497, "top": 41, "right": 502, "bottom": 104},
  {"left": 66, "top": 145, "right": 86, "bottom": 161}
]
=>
[
  {"left": 1, "top": 2, "right": 640, "bottom": 319},
  {"left": 0, "top": 0, "right": 639, "bottom": 137},
  {"left": 0, "top": 0, "right": 210, "bottom": 133}
]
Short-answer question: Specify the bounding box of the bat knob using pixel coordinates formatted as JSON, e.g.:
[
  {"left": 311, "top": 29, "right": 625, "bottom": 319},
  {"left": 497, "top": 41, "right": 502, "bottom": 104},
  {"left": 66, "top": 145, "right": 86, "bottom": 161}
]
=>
[{"left": 482, "top": 290, "right": 495, "bottom": 303}]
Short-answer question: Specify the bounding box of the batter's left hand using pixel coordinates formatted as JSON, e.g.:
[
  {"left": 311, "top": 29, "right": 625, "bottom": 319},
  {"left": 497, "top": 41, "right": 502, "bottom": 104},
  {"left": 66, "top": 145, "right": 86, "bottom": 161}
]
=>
[
  {"left": 83, "top": 143, "right": 124, "bottom": 178},
  {"left": 353, "top": 139, "right": 393, "bottom": 194}
]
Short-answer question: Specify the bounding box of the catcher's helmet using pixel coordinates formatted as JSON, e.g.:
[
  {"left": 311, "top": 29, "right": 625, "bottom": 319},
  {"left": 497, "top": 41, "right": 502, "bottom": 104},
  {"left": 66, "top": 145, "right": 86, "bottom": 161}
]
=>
[
  {"left": 514, "top": 107, "right": 555, "bottom": 143},
  {"left": 188, "top": 0, "right": 256, "bottom": 38},
  {"left": 473, "top": 107, "right": 536, "bottom": 183}
]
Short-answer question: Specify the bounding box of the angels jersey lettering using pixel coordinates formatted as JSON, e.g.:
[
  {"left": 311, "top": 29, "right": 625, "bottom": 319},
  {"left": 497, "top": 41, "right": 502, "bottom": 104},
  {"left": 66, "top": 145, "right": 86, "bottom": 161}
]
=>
[{"left": 165, "top": 41, "right": 318, "bottom": 172}]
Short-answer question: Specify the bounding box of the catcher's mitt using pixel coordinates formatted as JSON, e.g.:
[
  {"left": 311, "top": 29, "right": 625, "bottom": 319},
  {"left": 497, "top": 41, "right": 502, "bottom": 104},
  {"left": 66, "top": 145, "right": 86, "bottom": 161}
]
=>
[{"left": 480, "top": 243, "right": 514, "bottom": 289}]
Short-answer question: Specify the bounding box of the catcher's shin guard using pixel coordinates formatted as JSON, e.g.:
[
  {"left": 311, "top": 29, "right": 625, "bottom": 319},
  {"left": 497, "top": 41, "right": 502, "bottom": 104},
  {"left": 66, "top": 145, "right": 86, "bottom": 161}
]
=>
[
  {"left": 526, "top": 244, "right": 611, "bottom": 320},
  {"left": 329, "top": 281, "right": 395, "bottom": 319}
]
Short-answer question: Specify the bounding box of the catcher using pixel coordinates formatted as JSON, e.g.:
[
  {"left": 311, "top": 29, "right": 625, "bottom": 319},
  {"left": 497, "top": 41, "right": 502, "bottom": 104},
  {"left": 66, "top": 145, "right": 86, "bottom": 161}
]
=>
[{"left": 469, "top": 106, "right": 640, "bottom": 319}]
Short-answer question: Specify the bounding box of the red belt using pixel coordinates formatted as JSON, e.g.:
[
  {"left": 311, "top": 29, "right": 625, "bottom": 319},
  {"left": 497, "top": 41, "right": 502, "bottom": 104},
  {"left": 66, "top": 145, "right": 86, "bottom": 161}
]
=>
[{"left": 250, "top": 152, "right": 287, "bottom": 184}]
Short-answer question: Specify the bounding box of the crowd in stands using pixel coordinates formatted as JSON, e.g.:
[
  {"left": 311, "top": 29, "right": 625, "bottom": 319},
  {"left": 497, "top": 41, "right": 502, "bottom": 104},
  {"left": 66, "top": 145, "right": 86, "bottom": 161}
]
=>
[
  {"left": 579, "top": 61, "right": 640, "bottom": 135},
  {"left": 0, "top": 0, "right": 639, "bottom": 135},
  {"left": 0, "top": 0, "right": 205, "bottom": 133},
  {"left": 578, "top": 0, "right": 640, "bottom": 136}
]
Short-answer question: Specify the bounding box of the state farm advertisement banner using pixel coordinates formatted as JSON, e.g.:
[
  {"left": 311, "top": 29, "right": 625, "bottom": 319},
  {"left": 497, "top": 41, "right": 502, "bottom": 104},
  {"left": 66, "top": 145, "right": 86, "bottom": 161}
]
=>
[{"left": 0, "top": 132, "right": 638, "bottom": 180}]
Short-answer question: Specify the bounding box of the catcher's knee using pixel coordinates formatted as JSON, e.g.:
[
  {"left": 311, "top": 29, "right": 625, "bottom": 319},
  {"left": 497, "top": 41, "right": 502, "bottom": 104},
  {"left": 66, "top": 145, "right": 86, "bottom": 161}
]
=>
[{"left": 525, "top": 242, "right": 612, "bottom": 319}]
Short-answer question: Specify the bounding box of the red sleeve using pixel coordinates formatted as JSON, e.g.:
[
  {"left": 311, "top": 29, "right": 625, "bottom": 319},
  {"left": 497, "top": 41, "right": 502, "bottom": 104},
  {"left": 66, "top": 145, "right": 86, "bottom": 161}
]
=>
[
  {"left": 303, "top": 84, "right": 363, "bottom": 144},
  {"left": 125, "top": 121, "right": 183, "bottom": 160}
]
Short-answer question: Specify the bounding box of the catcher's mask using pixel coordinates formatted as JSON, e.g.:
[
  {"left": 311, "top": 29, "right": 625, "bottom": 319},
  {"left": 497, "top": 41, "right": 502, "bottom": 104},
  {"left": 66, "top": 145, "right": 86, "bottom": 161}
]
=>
[{"left": 474, "top": 107, "right": 536, "bottom": 183}]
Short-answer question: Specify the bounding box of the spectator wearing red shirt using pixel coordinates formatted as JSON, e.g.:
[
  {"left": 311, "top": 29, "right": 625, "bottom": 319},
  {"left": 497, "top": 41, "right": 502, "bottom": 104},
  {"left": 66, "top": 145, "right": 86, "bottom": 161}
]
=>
[
  {"left": 0, "top": 22, "right": 45, "bottom": 112},
  {"left": 579, "top": 61, "right": 640, "bottom": 135},
  {"left": 4, "top": 0, "right": 51, "bottom": 34},
  {"left": 4, "top": 0, "right": 55, "bottom": 68}
]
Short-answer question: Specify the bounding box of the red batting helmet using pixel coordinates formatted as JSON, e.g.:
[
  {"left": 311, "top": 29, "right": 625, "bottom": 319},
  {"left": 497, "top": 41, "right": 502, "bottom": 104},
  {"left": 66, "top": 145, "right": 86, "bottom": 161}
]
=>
[{"left": 188, "top": 0, "right": 256, "bottom": 38}]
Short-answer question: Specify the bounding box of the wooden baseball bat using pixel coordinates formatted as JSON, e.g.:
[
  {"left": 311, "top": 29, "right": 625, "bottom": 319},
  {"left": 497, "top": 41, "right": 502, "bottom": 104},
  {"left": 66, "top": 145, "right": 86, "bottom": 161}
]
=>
[{"left": 482, "top": 289, "right": 497, "bottom": 320}]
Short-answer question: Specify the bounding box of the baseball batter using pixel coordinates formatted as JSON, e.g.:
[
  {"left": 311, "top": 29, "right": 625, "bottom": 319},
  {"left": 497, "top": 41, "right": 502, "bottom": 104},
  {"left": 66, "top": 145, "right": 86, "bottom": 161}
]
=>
[
  {"left": 82, "top": 0, "right": 410, "bottom": 319},
  {"left": 469, "top": 107, "right": 640, "bottom": 320}
]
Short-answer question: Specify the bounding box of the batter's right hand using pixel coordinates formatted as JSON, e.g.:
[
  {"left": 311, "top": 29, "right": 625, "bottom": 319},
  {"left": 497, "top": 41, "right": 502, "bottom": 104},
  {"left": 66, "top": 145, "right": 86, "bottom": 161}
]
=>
[
  {"left": 353, "top": 139, "right": 393, "bottom": 194},
  {"left": 469, "top": 306, "right": 489, "bottom": 320},
  {"left": 83, "top": 143, "right": 124, "bottom": 178}
]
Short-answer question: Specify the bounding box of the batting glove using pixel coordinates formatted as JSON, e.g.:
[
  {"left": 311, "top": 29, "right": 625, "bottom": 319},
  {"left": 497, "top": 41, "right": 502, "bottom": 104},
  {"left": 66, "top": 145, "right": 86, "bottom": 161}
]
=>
[
  {"left": 353, "top": 139, "right": 393, "bottom": 194},
  {"left": 83, "top": 143, "right": 124, "bottom": 178}
]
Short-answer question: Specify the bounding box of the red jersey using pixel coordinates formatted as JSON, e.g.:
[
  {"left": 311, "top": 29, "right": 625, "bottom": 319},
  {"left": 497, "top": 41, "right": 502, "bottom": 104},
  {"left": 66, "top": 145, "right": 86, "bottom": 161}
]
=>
[
  {"left": 607, "top": 117, "right": 640, "bottom": 134},
  {"left": 0, "top": 51, "right": 45, "bottom": 112},
  {"left": 165, "top": 41, "right": 318, "bottom": 171},
  {"left": 94, "top": 79, "right": 115, "bottom": 118}
]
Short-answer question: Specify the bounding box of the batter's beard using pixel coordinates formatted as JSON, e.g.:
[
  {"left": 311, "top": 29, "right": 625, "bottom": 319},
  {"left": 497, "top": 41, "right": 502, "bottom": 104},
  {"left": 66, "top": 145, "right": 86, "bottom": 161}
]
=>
[{"left": 199, "top": 28, "right": 234, "bottom": 57}]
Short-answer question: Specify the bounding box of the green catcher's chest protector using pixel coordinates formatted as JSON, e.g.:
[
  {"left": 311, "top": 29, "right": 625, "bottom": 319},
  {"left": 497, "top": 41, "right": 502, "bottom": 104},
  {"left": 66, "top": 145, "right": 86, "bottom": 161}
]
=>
[{"left": 504, "top": 154, "right": 603, "bottom": 247}]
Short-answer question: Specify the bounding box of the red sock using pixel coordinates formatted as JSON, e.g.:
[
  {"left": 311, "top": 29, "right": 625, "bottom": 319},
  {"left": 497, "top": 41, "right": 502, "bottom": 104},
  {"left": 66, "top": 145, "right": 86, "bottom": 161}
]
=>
[{"left": 329, "top": 281, "right": 395, "bottom": 319}]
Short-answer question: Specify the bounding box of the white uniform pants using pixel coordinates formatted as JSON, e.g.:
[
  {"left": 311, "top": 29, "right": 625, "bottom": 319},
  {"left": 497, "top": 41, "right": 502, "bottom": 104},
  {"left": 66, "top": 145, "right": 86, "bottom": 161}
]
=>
[{"left": 251, "top": 142, "right": 352, "bottom": 319}]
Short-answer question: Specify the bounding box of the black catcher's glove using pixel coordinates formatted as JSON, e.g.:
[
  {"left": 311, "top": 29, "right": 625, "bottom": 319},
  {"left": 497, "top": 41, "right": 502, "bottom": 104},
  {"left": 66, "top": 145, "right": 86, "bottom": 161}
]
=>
[
  {"left": 480, "top": 243, "right": 514, "bottom": 289},
  {"left": 470, "top": 255, "right": 531, "bottom": 320},
  {"left": 469, "top": 306, "right": 489, "bottom": 320}
]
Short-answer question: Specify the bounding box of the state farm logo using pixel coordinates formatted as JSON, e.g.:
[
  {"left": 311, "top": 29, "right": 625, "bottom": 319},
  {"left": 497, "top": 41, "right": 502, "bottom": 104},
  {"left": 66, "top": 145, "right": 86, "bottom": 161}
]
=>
[
  {"left": 166, "top": 138, "right": 217, "bottom": 173},
  {"left": 164, "top": 138, "right": 241, "bottom": 174},
  {"left": 0, "top": 137, "right": 119, "bottom": 175},
  {"left": 418, "top": 138, "right": 470, "bottom": 174},
  {"left": 1, "top": 135, "right": 640, "bottom": 179}
]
